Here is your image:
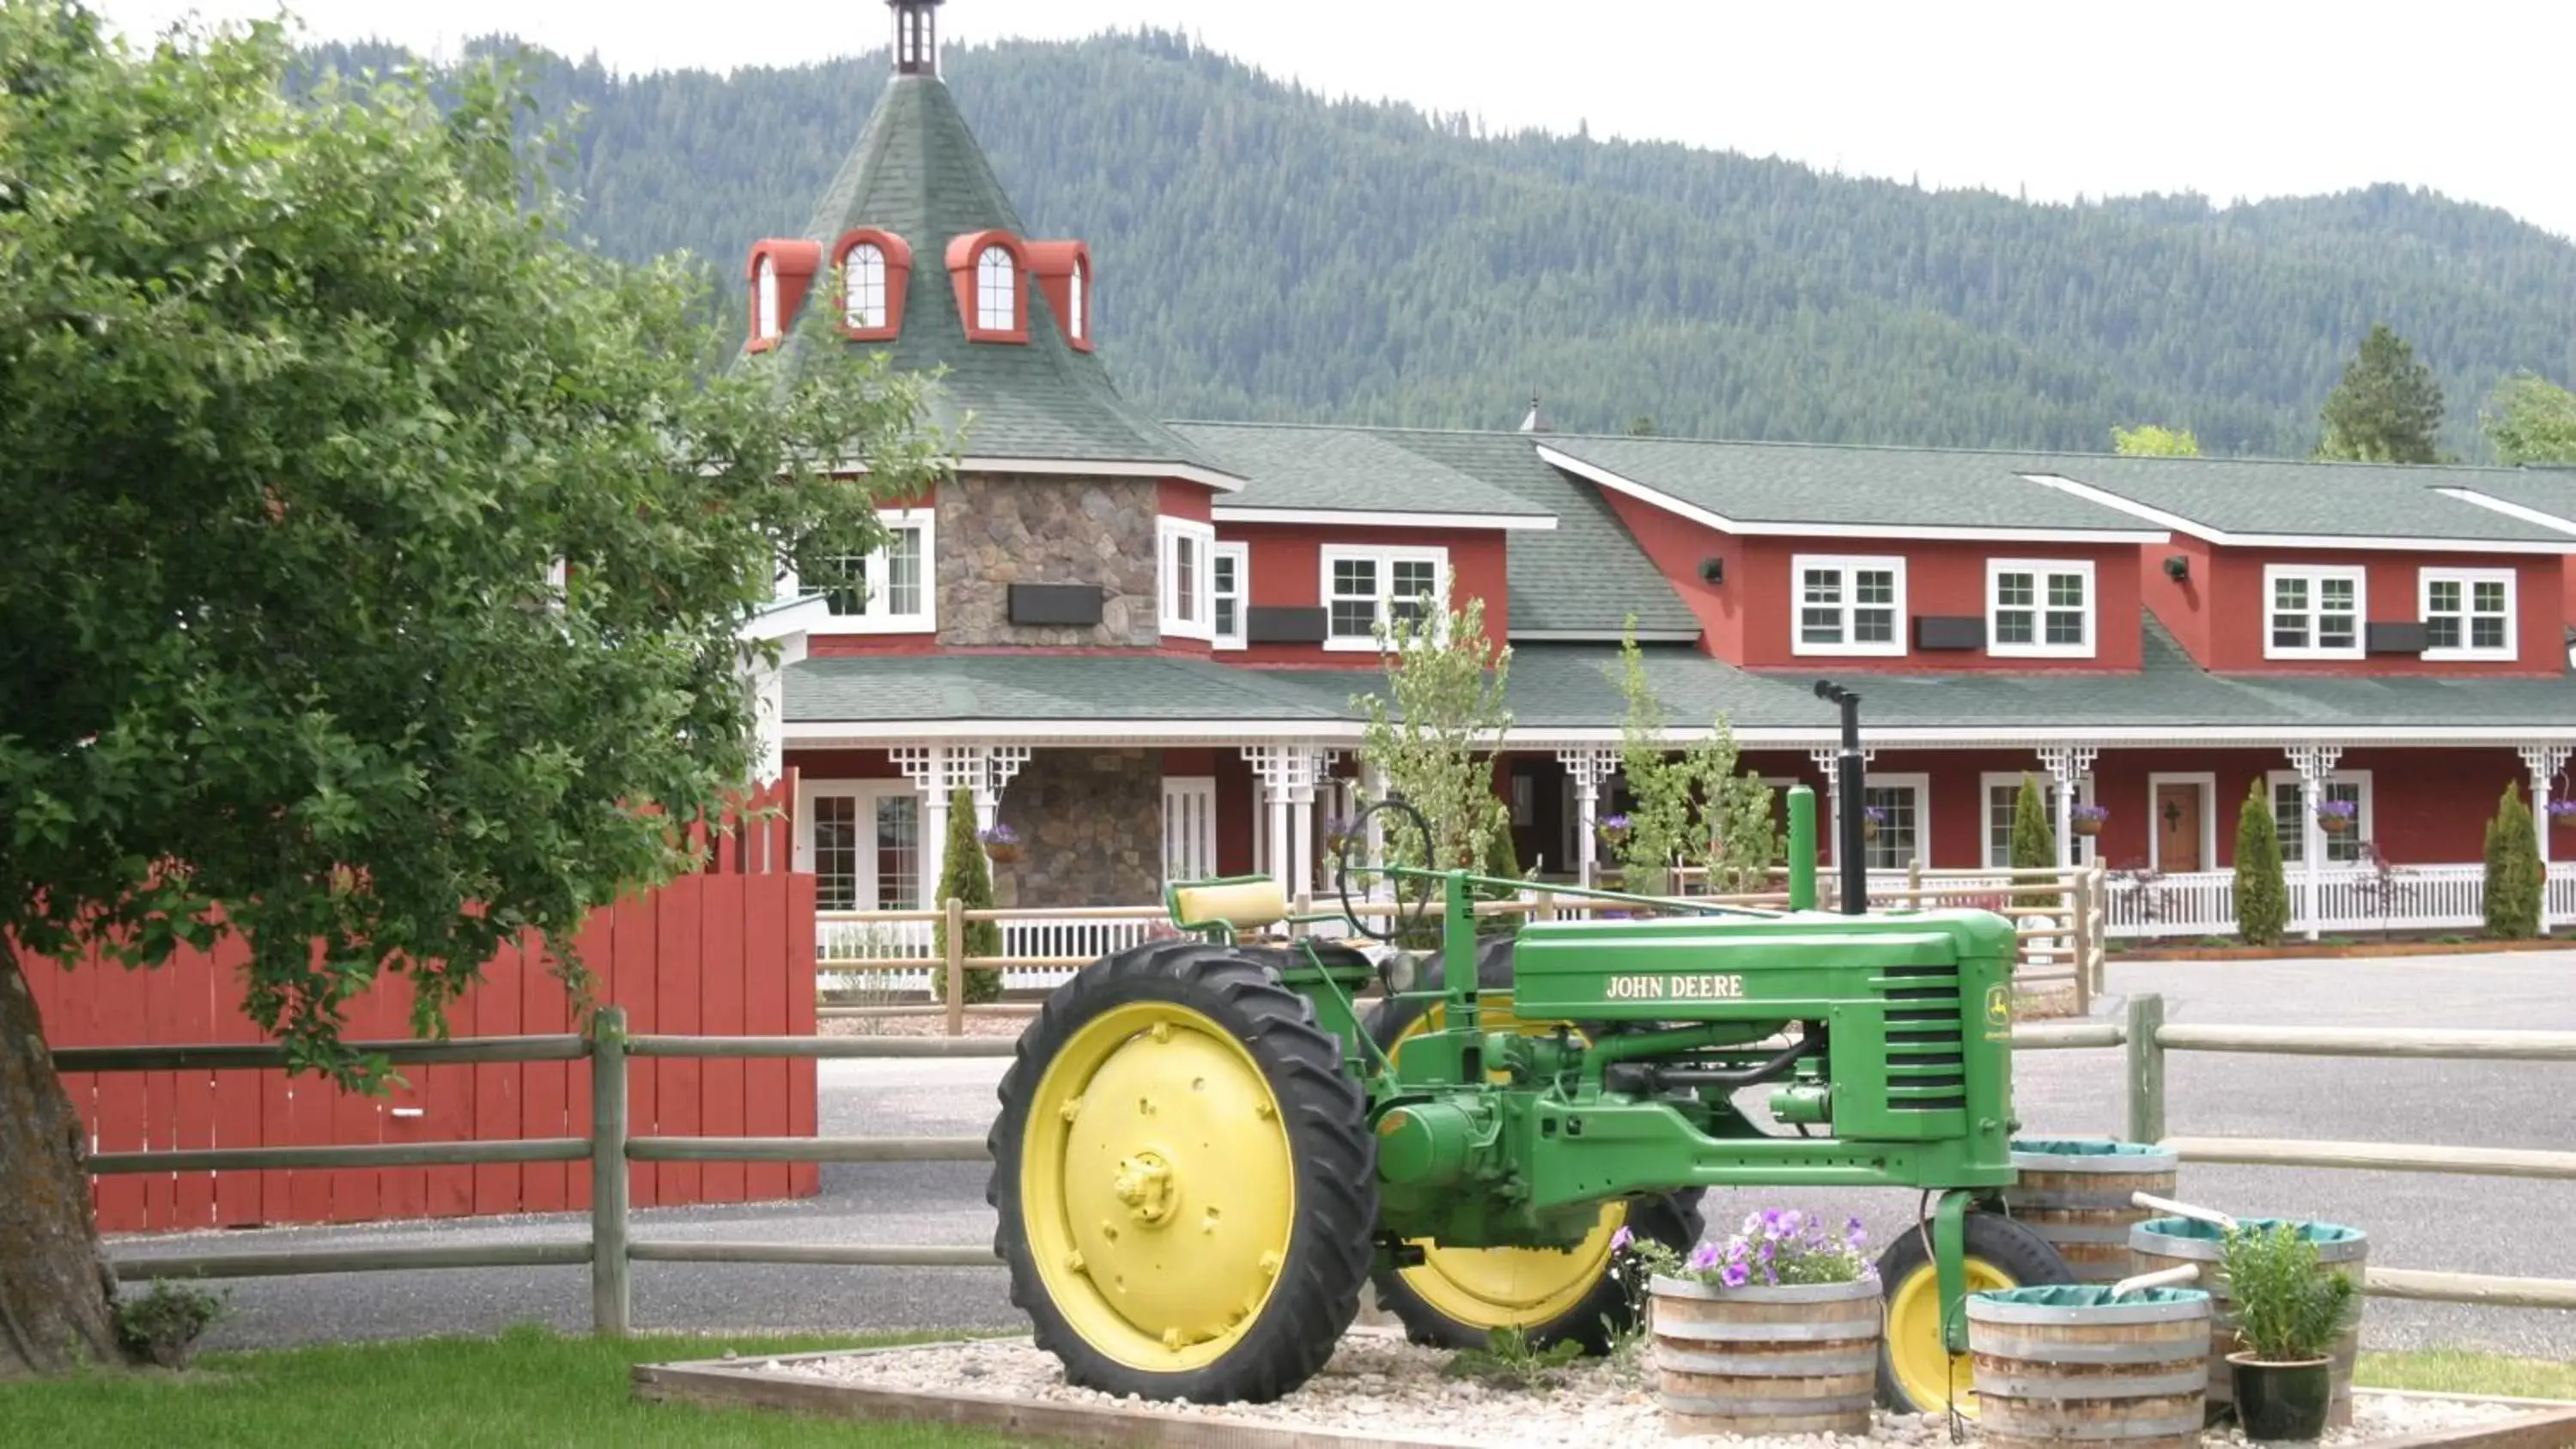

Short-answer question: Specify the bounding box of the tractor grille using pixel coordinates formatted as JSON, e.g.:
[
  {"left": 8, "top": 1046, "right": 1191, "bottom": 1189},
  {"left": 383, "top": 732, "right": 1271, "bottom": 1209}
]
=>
[{"left": 1878, "top": 965, "right": 1966, "bottom": 1112}]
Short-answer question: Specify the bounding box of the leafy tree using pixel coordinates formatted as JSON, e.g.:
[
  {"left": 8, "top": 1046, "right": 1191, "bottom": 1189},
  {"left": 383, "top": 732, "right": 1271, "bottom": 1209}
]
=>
[
  {"left": 1353, "top": 595, "right": 1512, "bottom": 884},
  {"left": 1626, "top": 415, "right": 1658, "bottom": 436},
  {"left": 2233, "top": 783, "right": 2290, "bottom": 946},
  {"left": 1613, "top": 625, "right": 1778, "bottom": 896},
  {"left": 2010, "top": 774, "right": 2057, "bottom": 869},
  {"left": 0, "top": 9, "right": 940, "bottom": 1375},
  {"left": 2316, "top": 324, "right": 2446, "bottom": 463},
  {"left": 2482, "top": 785, "right": 2543, "bottom": 940},
  {"left": 931, "top": 787, "right": 1004, "bottom": 1003},
  {"left": 2482, "top": 373, "right": 2576, "bottom": 465},
  {"left": 2112, "top": 424, "right": 2201, "bottom": 457}
]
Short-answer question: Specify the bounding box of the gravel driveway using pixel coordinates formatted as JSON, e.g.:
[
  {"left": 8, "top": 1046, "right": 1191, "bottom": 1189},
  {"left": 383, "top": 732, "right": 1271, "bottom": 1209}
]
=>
[{"left": 119, "top": 950, "right": 2573, "bottom": 1359}]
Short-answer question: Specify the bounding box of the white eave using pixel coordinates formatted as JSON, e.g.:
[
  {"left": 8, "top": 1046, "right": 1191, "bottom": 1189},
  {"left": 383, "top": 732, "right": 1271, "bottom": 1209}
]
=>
[
  {"left": 1212, "top": 505, "right": 1558, "bottom": 532},
  {"left": 2434, "top": 487, "right": 2576, "bottom": 538},
  {"left": 738, "top": 592, "right": 835, "bottom": 643},
  {"left": 1539, "top": 446, "right": 2170, "bottom": 545},
  {"left": 2022, "top": 474, "right": 2576, "bottom": 555}
]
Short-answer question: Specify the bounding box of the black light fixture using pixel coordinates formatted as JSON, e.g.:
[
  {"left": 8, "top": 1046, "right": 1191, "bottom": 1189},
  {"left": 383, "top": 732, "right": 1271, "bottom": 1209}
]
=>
[
  {"left": 2162, "top": 555, "right": 2190, "bottom": 581},
  {"left": 1698, "top": 556, "right": 1725, "bottom": 585}
]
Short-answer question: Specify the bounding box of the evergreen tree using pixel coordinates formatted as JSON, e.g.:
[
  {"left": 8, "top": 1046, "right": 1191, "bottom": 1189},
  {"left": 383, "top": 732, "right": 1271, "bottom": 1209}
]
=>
[
  {"left": 2010, "top": 774, "right": 2057, "bottom": 870},
  {"left": 2233, "top": 783, "right": 2290, "bottom": 946},
  {"left": 2482, "top": 784, "right": 2543, "bottom": 940},
  {"left": 932, "top": 786, "right": 1005, "bottom": 1003},
  {"left": 2316, "top": 324, "right": 2446, "bottom": 463},
  {"left": 2112, "top": 424, "right": 2201, "bottom": 456}
]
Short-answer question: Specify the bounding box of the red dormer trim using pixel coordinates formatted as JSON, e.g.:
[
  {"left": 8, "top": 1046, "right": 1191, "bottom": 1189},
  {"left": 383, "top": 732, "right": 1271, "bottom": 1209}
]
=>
[
  {"left": 945, "top": 229, "right": 1030, "bottom": 344},
  {"left": 830, "top": 228, "right": 914, "bottom": 343},
  {"left": 743, "top": 239, "right": 823, "bottom": 354},
  {"left": 1025, "top": 239, "right": 1094, "bottom": 352}
]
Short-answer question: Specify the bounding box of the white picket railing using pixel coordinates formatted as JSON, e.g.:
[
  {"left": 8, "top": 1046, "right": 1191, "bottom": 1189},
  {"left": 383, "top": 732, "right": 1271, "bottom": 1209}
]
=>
[
  {"left": 817, "top": 912, "right": 1161, "bottom": 997},
  {"left": 2106, "top": 861, "right": 2576, "bottom": 939}
]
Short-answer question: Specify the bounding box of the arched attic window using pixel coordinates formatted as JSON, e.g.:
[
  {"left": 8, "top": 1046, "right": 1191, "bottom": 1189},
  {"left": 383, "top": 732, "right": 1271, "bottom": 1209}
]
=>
[
  {"left": 742, "top": 239, "right": 822, "bottom": 354},
  {"left": 946, "top": 230, "right": 1030, "bottom": 343},
  {"left": 846, "top": 245, "right": 886, "bottom": 329},
  {"left": 1068, "top": 260, "right": 1086, "bottom": 342},
  {"left": 832, "top": 228, "right": 913, "bottom": 342},
  {"left": 756, "top": 257, "right": 781, "bottom": 341},
  {"left": 1025, "top": 239, "right": 1095, "bottom": 352},
  {"left": 975, "top": 246, "right": 1015, "bottom": 332}
]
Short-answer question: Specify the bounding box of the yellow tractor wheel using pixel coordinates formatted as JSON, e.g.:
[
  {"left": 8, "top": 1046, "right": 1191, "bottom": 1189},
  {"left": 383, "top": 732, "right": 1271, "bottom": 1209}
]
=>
[
  {"left": 1874, "top": 1210, "right": 2075, "bottom": 1416},
  {"left": 1364, "top": 936, "right": 1706, "bottom": 1353},
  {"left": 987, "top": 941, "right": 1374, "bottom": 1404}
]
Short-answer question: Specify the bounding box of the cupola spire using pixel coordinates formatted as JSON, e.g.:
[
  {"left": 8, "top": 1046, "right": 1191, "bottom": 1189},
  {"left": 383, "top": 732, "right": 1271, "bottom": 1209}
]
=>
[{"left": 890, "top": 0, "right": 944, "bottom": 77}]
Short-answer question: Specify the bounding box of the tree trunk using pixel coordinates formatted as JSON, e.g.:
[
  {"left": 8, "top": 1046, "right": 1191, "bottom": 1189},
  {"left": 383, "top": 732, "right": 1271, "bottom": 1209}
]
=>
[{"left": 0, "top": 949, "right": 123, "bottom": 1377}]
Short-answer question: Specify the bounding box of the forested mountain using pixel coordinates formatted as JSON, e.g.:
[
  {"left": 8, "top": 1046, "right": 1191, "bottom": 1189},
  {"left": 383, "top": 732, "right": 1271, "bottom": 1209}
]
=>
[{"left": 301, "top": 31, "right": 2576, "bottom": 458}]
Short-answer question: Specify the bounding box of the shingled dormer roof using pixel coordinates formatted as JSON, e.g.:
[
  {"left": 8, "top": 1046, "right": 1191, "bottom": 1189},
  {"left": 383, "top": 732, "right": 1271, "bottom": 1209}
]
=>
[{"left": 763, "top": 71, "right": 1236, "bottom": 485}]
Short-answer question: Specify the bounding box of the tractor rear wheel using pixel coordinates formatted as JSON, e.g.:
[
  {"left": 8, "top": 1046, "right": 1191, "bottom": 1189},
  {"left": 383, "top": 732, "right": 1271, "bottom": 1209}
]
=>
[
  {"left": 1363, "top": 937, "right": 1707, "bottom": 1354},
  {"left": 987, "top": 941, "right": 1376, "bottom": 1404},
  {"left": 1874, "top": 1210, "right": 2075, "bottom": 1416}
]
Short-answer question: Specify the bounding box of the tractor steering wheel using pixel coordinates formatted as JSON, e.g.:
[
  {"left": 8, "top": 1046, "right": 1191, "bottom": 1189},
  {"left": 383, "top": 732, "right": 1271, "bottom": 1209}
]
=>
[{"left": 1335, "top": 797, "right": 1439, "bottom": 944}]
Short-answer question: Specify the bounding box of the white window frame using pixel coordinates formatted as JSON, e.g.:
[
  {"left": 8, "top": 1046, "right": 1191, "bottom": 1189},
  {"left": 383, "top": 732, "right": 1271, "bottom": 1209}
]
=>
[
  {"left": 1791, "top": 554, "right": 1906, "bottom": 658},
  {"left": 1838, "top": 772, "right": 1930, "bottom": 870},
  {"left": 1986, "top": 558, "right": 2097, "bottom": 659},
  {"left": 2419, "top": 567, "right": 2516, "bottom": 661},
  {"left": 1320, "top": 545, "right": 1450, "bottom": 652},
  {"left": 2264, "top": 768, "right": 2374, "bottom": 865},
  {"left": 1978, "top": 771, "right": 2097, "bottom": 870},
  {"left": 755, "top": 255, "right": 781, "bottom": 341},
  {"left": 1067, "top": 259, "right": 1087, "bottom": 342},
  {"left": 786, "top": 508, "right": 938, "bottom": 636},
  {"left": 1163, "top": 776, "right": 1217, "bottom": 885},
  {"left": 2263, "top": 563, "right": 2366, "bottom": 660},
  {"left": 1210, "top": 541, "right": 1249, "bottom": 651},
  {"left": 1158, "top": 518, "right": 1217, "bottom": 641},
  {"left": 975, "top": 245, "right": 1016, "bottom": 331},
  {"left": 844, "top": 243, "right": 888, "bottom": 330},
  {"left": 794, "top": 778, "right": 924, "bottom": 912},
  {"left": 2145, "top": 772, "right": 2217, "bottom": 875}
]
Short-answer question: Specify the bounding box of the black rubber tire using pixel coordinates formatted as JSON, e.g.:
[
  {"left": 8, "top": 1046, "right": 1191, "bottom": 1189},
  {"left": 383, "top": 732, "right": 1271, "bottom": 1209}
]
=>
[
  {"left": 1362, "top": 936, "right": 1709, "bottom": 1353},
  {"left": 1874, "top": 1210, "right": 2077, "bottom": 1415},
  {"left": 987, "top": 940, "right": 1377, "bottom": 1405}
]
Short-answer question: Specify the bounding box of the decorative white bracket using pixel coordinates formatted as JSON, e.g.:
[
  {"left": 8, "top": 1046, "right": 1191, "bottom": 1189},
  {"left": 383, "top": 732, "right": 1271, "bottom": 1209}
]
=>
[
  {"left": 2035, "top": 745, "right": 2099, "bottom": 786},
  {"left": 2523, "top": 746, "right": 2571, "bottom": 936}
]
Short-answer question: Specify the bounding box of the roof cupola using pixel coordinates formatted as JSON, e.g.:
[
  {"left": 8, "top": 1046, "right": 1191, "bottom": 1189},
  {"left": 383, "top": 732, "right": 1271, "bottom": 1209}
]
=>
[{"left": 890, "top": 0, "right": 943, "bottom": 77}]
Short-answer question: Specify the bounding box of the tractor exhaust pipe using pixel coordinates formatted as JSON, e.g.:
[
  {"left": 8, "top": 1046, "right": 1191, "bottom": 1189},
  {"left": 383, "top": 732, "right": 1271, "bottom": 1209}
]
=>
[{"left": 1814, "top": 680, "right": 1868, "bottom": 915}]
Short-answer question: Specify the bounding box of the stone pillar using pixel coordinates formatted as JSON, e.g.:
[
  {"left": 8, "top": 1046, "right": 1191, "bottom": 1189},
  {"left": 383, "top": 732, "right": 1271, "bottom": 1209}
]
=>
[
  {"left": 2284, "top": 744, "right": 2343, "bottom": 943},
  {"left": 2522, "top": 746, "right": 2571, "bottom": 936},
  {"left": 2036, "top": 745, "right": 2100, "bottom": 870},
  {"left": 1555, "top": 748, "right": 1619, "bottom": 888}
]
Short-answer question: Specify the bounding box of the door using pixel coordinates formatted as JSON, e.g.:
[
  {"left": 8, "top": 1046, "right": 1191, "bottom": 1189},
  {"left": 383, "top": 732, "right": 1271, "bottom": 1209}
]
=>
[{"left": 2156, "top": 784, "right": 2202, "bottom": 872}]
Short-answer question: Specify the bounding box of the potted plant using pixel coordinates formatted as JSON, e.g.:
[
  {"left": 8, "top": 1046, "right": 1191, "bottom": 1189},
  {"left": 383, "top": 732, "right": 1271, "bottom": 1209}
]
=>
[
  {"left": 2315, "top": 799, "right": 2357, "bottom": 836},
  {"left": 2219, "top": 1222, "right": 2361, "bottom": 1441},
  {"left": 1320, "top": 815, "right": 1358, "bottom": 858},
  {"left": 2549, "top": 799, "right": 2576, "bottom": 832},
  {"left": 978, "top": 822, "right": 1021, "bottom": 865},
  {"left": 1861, "top": 805, "right": 1885, "bottom": 843},
  {"left": 1623, "top": 1210, "right": 1880, "bottom": 1436},
  {"left": 1596, "top": 812, "right": 1631, "bottom": 851},
  {"left": 2071, "top": 803, "right": 2110, "bottom": 838}
]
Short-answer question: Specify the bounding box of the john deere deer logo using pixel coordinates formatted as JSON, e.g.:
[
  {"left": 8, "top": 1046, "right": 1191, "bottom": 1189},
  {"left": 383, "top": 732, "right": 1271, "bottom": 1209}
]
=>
[{"left": 1984, "top": 984, "right": 2013, "bottom": 1041}]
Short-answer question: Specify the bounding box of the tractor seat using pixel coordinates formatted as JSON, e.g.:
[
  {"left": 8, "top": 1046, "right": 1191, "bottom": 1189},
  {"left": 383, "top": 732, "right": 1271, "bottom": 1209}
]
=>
[{"left": 1168, "top": 876, "right": 1291, "bottom": 937}]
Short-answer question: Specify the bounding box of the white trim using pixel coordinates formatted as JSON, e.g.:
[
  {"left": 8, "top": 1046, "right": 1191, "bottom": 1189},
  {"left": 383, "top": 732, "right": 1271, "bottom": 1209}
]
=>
[
  {"left": 795, "top": 776, "right": 924, "bottom": 912},
  {"left": 781, "top": 718, "right": 2576, "bottom": 748},
  {"left": 738, "top": 592, "right": 835, "bottom": 643},
  {"left": 1162, "top": 775, "right": 1217, "bottom": 883},
  {"left": 2436, "top": 487, "right": 2576, "bottom": 537},
  {"left": 755, "top": 256, "right": 781, "bottom": 341},
  {"left": 954, "top": 455, "right": 1246, "bottom": 492},
  {"left": 1211, "top": 505, "right": 1558, "bottom": 532},
  {"left": 2024, "top": 474, "right": 2575, "bottom": 554},
  {"left": 2264, "top": 768, "right": 2375, "bottom": 865},
  {"left": 1210, "top": 541, "right": 1249, "bottom": 652},
  {"left": 2418, "top": 566, "right": 2518, "bottom": 662},
  {"left": 1157, "top": 517, "right": 1218, "bottom": 643},
  {"left": 1511, "top": 628, "right": 1703, "bottom": 643},
  {"left": 1790, "top": 554, "right": 1907, "bottom": 658},
  {"left": 1841, "top": 772, "right": 1931, "bottom": 869},
  {"left": 793, "top": 507, "right": 938, "bottom": 636},
  {"left": 1978, "top": 771, "right": 2096, "bottom": 869},
  {"left": 2146, "top": 772, "right": 2219, "bottom": 874},
  {"left": 1539, "top": 446, "right": 2168, "bottom": 543},
  {"left": 1319, "top": 544, "right": 1450, "bottom": 652},
  {"left": 1986, "top": 558, "right": 2097, "bottom": 660},
  {"left": 2262, "top": 562, "right": 2366, "bottom": 660}
]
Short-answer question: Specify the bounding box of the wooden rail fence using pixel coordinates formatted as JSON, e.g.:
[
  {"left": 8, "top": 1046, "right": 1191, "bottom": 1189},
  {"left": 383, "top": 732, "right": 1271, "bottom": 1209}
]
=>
[{"left": 77, "top": 990, "right": 2573, "bottom": 1330}]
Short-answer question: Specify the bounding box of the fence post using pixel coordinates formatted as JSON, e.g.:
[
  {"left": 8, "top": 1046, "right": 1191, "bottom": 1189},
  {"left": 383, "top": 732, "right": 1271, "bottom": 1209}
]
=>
[
  {"left": 2124, "top": 993, "right": 2166, "bottom": 1145},
  {"left": 1906, "top": 859, "right": 1922, "bottom": 898},
  {"left": 943, "top": 897, "right": 966, "bottom": 1038},
  {"left": 2070, "top": 867, "right": 2093, "bottom": 1016},
  {"left": 589, "top": 1004, "right": 631, "bottom": 1337}
]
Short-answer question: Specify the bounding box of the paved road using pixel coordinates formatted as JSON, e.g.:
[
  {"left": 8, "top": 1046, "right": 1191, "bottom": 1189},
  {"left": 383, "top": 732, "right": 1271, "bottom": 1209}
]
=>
[{"left": 124, "top": 951, "right": 2574, "bottom": 1358}]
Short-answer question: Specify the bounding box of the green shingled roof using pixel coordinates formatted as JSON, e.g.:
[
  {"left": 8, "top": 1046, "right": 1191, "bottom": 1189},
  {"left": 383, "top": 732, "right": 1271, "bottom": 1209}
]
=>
[
  {"left": 1539, "top": 436, "right": 2160, "bottom": 534},
  {"left": 2425, "top": 469, "right": 2576, "bottom": 537},
  {"left": 769, "top": 76, "right": 1230, "bottom": 477},
  {"left": 2037, "top": 456, "right": 2573, "bottom": 543},
  {"left": 1166, "top": 422, "right": 1552, "bottom": 523},
  {"left": 783, "top": 652, "right": 1353, "bottom": 725}
]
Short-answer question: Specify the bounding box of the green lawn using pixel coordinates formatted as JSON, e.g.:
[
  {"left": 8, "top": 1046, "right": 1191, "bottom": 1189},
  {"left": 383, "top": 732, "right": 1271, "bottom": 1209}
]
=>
[
  {"left": 0, "top": 1325, "right": 1058, "bottom": 1448},
  {"left": 2360, "top": 1349, "right": 2576, "bottom": 1402}
]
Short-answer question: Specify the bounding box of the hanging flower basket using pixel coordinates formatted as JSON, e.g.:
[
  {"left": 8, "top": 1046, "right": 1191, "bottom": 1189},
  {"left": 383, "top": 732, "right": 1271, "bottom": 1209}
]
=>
[
  {"left": 2549, "top": 800, "right": 2576, "bottom": 831},
  {"left": 2071, "top": 803, "right": 2110, "bottom": 839},
  {"left": 978, "top": 823, "right": 1022, "bottom": 864},
  {"left": 2315, "top": 801, "right": 2356, "bottom": 836},
  {"left": 1596, "top": 813, "right": 1632, "bottom": 849},
  {"left": 1320, "top": 815, "right": 1358, "bottom": 858}
]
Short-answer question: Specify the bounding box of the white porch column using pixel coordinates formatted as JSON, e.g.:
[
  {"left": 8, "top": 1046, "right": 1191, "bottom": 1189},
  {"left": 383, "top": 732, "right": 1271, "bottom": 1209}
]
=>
[
  {"left": 890, "top": 745, "right": 985, "bottom": 905},
  {"left": 1556, "top": 748, "right": 1619, "bottom": 888},
  {"left": 2284, "top": 744, "right": 2342, "bottom": 943},
  {"left": 2521, "top": 746, "right": 2571, "bottom": 936},
  {"left": 1242, "top": 745, "right": 1318, "bottom": 900},
  {"left": 2036, "top": 745, "right": 2100, "bottom": 870}
]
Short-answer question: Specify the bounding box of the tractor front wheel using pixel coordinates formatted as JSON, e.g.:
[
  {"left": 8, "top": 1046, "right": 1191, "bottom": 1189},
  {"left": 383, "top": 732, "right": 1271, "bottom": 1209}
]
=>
[
  {"left": 987, "top": 942, "right": 1376, "bottom": 1404},
  {"left": 1874, "top": 1210, "right": 2075, "bottom": 1416}
]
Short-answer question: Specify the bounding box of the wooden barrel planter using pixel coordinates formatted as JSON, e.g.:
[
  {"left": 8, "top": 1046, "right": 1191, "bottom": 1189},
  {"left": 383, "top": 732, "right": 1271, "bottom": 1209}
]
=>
[
  {"left": 2004, "top": 1139, "right": 2181, "bottom": 1282},
  {"left": 2129, "top": 1216, "right": 2368, "bottom": 1428},
  {"left": 1967, "top": 1284, "right": 2212, "bottom": 1449},
  {"left": 1649, "top": 1274, "right": 1880, "bottom": 1437}
]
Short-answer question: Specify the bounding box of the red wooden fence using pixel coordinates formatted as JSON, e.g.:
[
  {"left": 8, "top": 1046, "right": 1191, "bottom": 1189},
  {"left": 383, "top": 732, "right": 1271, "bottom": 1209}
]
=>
[{"left": 23, "top": 776, "right": 817, "bottom": 1234}]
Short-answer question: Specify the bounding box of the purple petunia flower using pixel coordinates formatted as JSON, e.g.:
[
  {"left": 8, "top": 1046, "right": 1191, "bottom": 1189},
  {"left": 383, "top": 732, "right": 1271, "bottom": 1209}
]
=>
[
  {"left": 1610, "top": 1225, "right": 1634, "bottom": 1253},
  {"left": 1686, "top": 1242, "right": 1722, "bottom": 1274},
  {"left": 1720, "top": 1261, "right": 1752, "bottom": 1288}
]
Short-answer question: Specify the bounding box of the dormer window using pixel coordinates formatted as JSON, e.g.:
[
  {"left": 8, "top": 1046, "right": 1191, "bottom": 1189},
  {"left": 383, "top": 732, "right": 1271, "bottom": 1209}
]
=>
[
  {"left": 1068, "top": 260, "right": 1086, "bottom": 342},
  {"left": 1026, "top": 239, "right": 1096, "bottom": 352},
  {"left": 845, "top": 245, "right": 886, "bottom": 330},
  {"left": 975, "top": 246, "right": 1015, "bottom": 330},
  {"left": 742, "top": 239, "right": 821, "bottom": 354},
  {"left": 830, "top": 228, "right": 911, "bottom": 343},
  {"left": 756, "top": 257, "right": 781, "bottom": 342}
]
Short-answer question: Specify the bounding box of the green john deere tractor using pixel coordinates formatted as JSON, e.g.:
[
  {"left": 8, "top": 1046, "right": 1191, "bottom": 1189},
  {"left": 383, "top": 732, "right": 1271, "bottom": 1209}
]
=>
[{"left": 986, "top": 686, "right": 2073, "bottom": 1413}]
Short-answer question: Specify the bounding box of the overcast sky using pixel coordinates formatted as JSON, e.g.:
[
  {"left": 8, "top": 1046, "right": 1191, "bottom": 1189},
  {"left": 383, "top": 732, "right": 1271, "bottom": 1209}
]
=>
[{"left": 99, "top": 2, "right": 2576, "bottom": 241}]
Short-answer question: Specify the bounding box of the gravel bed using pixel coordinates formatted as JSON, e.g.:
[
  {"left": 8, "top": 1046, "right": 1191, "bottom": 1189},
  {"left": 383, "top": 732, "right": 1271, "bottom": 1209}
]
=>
[
  {"left": 818, "top": 1012, "right": 1030, "bottom": 1039},
  {"left": 741, "top": 1333, "right": 2525, "bottom": 1446}
]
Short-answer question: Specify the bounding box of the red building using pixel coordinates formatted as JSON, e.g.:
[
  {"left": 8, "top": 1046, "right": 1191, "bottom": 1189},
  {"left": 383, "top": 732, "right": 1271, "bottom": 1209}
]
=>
[{"left": 755, "top": 5, "right": 2576, "bottom": 944}]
